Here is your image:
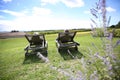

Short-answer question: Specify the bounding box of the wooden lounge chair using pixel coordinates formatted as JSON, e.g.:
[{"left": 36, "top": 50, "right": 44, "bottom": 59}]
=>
[
  {"left": 24, "top": 34, "right": 48, "bottom": 56},
  {"left": 56, "top": 31, "right": 80, "bottom": 52}
]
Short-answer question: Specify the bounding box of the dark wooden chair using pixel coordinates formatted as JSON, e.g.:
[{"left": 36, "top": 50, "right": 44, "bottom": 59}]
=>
[
  {"left": 56, "top": 32, "right": 80, "bottom": 52},
  {"left": 24, "top": 34, "right": 48, "bottom": 56}
]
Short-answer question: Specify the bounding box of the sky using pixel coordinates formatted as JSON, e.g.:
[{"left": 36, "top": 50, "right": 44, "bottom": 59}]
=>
[{"left": 0, "top": 0, "right": 120, "bottom": 31}]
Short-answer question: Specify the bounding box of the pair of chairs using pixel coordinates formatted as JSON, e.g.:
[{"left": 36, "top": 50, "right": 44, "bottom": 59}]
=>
[{"left": 24, "top": 32, "right": 80, "bottom": 57}]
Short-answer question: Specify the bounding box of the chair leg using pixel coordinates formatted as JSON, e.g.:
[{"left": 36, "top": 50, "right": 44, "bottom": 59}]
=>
[
  {"left": 44, "top": 50, "right": 48, "bottom": 57},
  {"left": 75, "top": 46, "right": 78, "bottom": 51},
  {"left": 25, "top": 50, "right": 29, "bottom": 57},
  {"left": 58, "top": 48, "right": 61, "bottom": 52}
]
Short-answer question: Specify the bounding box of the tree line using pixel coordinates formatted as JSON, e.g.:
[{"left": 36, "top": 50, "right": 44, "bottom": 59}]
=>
[{"left": 110, "top": 21, "right": 120, "bottom": 28}]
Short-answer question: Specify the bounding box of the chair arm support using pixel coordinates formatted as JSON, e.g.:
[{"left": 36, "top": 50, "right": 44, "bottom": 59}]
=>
[
  {"left": 24, "top": 45, "right": 30, "bottom": 51},
  {"left": 45, "top": 41, "right": 48, "bottom": 48},
  {"left": 73, "top": 41, "right": 80, "bottom": 46},
  {"left": 56, "top": 40, "right": 63, "bottom": 47}
]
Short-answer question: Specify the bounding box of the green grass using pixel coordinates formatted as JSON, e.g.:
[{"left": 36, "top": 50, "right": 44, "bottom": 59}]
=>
[{"left": 0, "top": 32, "right": 120, "bottom": 80}]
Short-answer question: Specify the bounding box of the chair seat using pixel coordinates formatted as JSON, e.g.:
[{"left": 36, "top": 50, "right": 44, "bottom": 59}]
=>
[
  {"left": 29, "top": 46, "right": 46, "bottom": 50},
  {"left": 60, "top": 42, "right": 79, "bottom": 47}
]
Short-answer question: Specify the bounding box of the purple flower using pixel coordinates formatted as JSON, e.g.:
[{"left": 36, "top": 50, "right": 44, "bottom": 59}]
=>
[
  {"left": 114, "top": 40, "right": 120, "bottom": 48},
  {"left": 116, "top": 40, "right": 120, "bottom": 45},
  {"left": 90, "top": 9, "right": 98, "bottom": 18},
  {"left": 107, "top": 33, "right": 113, "bottom": 40},
  {"left": 108, "top": 64, "right": 112, "bottom": 71}
]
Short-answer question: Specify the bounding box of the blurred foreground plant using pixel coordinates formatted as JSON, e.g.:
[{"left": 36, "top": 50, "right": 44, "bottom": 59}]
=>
[{"left": 91, "top": 0, "right": 120, "bottom": 80}]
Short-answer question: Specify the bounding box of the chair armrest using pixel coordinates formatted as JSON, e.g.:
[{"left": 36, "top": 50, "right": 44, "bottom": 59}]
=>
[
  {"left": 56, "top": 39, "right": 65, "bottom": 48},
  {"left": 56, "top": 39, "right": 62, "bottom": 44},
  {"left": 73, "top": 41, "right": 80, "bottom": 46}
]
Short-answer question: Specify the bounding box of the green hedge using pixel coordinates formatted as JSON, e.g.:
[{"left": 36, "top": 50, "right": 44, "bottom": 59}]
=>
[
  {"left": 91, "top": 28, "right": 104, "bottom": 37},
  {"left": 110, "top": 29, "right": 120, "bottom": 37},
  {"left": 92, "top": 28, "right": 120, "bottom": 37},
  {"left": 26, "top": 29, "right": 91, "bottom": 35}
]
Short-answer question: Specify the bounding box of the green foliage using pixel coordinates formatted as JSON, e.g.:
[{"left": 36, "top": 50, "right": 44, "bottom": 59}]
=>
[
  {"left": 109, "top": 29, "right": 120, "bottom": 37},
  {"left": 92, "top": 28, "right": 120, "bottom": 37},
  {"left": 96, "top": 28, "right": 104, "bottom": 37},
  {"left": 91, "top": 28, "right": 104, "bottom": 37},
  {"left": 113, "top": 29, "right": 120, "bottom": 37}
]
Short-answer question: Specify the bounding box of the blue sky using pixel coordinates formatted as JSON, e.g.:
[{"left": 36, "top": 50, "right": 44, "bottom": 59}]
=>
[{"left": 0, "top": 0, "right": 120, "bottom": 31}]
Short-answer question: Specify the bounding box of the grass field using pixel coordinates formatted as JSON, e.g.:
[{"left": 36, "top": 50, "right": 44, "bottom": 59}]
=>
[{"left": 0, "top": 32, "right": 120, "bottom": 80}]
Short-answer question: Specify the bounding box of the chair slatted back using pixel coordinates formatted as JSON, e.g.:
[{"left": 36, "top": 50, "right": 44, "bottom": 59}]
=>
[
  {"left": 58, "top": 32, "right": 76, "bottom": 43},
  {"left": 25, "top": 34, "right": 45, "bottom": 45}
]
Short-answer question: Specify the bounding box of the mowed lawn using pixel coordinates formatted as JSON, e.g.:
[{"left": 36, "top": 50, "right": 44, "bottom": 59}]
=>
[{"left": 0, "top": 32, "right": 120, "bottom": 80}]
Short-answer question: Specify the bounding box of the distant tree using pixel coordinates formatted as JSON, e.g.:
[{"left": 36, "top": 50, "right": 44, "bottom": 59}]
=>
[
  {"left": 116, "top": 21, "right": 120, "bottom": 28},
  {"left": 109, "top": 21, "right": 120, "bottom": 28},
  {"left": 110, "top": 25, "right": 115, "bottom": 28},
  {"left": 11, "top": 30, "right": 19, "bottom": 32}
]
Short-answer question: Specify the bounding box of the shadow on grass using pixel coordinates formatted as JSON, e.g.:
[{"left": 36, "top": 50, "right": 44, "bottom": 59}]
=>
[
  {"left": 58, "top": 48, "right": 83, "bottom": 60},
  {"left": 23, "top": 51, "right": 48, "bottom": 64}
]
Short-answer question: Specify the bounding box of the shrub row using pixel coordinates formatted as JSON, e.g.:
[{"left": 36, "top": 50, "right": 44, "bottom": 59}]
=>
[
  {"left": 27, "top": 29, "right": 91, "bottom": 35},
  {"left": 92, "top": 28, "right": 120, "bottom": 37},
  {"left": 110, "top": 29, "right": 120, "bottom": 37}
]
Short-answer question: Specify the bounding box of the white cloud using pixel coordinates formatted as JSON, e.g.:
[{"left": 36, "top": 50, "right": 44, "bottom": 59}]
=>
[
  {"left": 0, "top": 15, "right": 90, "bottom": 31},
  {"left": 3, "top": 0, "right": 12, "bottom": 3},
  {"left": 106, "top": 7, "right": 116, "bottom": 12},
  {"left": 0, "top": 10, "right": 26, "bottom": 17},
  {"left": 41, "top": 0, "right": 59, "bottom": 6},
  {"left": 84, "top": 7, "right": 116, "bottom": 14},
  {"left": 32, "top": 7, "right": 52, "bottom": 16},
  {"left": 0, "top": 7, "right": 51, "bottom": 17},
  {"left": 84, "top": 10, "right": 90, "bottom": 14},
  {"left": 0, "top": 6, "right": 90, "bottom": 31},
  {"left": 61, "top": 0, "right": 84, "bottom": 8},
  {"left": 41, "top": 0, "right": 84, "bottom": 8}
]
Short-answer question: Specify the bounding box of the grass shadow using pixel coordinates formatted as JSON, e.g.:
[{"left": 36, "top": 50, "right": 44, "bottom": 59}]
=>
[
  {"left": 58, "top": 48, "right": 83, "bottom": 60},
  {"left": 23, "top": 51, "right": 48, "bottom": 64}
]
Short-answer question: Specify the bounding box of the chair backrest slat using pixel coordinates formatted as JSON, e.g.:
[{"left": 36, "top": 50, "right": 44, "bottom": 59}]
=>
[
  {"left": 58, "top": 32, "right": 76, "bottom": 43},
  {"left": 25, "top": 34, "right": 45, "bottom": 45}
]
